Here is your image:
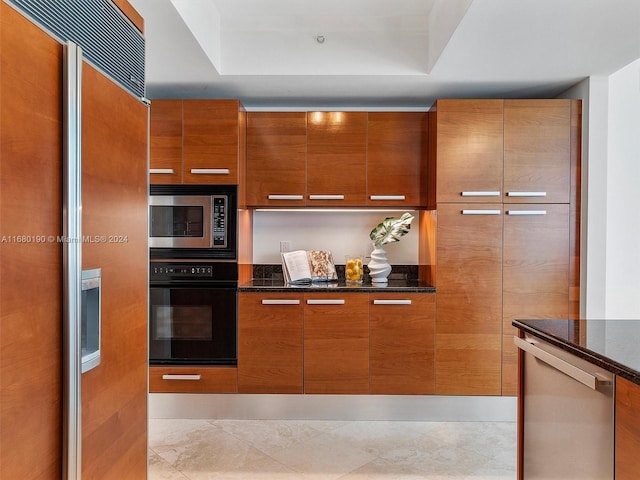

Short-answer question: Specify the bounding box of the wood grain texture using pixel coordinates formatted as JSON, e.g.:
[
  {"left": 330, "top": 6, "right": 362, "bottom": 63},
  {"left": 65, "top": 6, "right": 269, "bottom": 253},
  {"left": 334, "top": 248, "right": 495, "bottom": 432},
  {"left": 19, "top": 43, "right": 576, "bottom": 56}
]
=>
[
  {"left": 616, "top": 376, "right": 640, "bottom": 479},
  {"left": 569, "top": 100, "right": 582, "bottom": 319},
  {"left": 149, "top": 366, "right": 238, "bottom": 393},
  {"left": 435, "top": 203, "right": 503, "bottom": 395},
  {"left": 367, "top": 112, "right": 428, "bottom": 207},
  {"left": 369, "top": 293, "right": 435, "bottom": 394},
  {"left": 183, "top": 99, "right": 240, "bottom": 184},
  {"left": 304, "top": 293, "right": 369, "bottom": 394},
  {"left": 501, "top": 204, "right": 570, "bottom": 395},
  {"left": 81, "top": 63, "right": 148, "bottom": 480},
  {"left": 434, "top": 99, "right": 504, "bottom": 203},
  {"left": 503, "top": 99, "right": 571, "bottom": 203},
  {"left": 149, "top": 99, "right": 182, "bottom": 184},
  {"left": 246, "top": 112, "right": 307, "bottom": 206},
  {"left": 238, "top": 292, "right": 304, "bottom": 393},
  {"left": 237, "top": 108, "right": 247, "bottom": 207},
  {"left": 306, "top": 111, "right": 367, "bottom": 206},
  {"left": 111, "top": 0, "right": 144, "bottom": 33},
  {"left": 1, "top": 6, "right": 63, "bottom": 477}
]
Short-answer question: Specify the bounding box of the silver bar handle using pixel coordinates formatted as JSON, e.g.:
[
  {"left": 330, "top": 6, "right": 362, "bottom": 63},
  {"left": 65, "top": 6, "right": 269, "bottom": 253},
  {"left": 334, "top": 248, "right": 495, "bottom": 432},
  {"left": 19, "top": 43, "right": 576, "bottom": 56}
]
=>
[
  {"left": 162, "top": 374, "right": 202, "bottom": 381},
  {"left": 514, "top": 337, "right": 600, "bottom": 390},
  {"left": 267, "top": 195, "right": 304, "bottom": 201},
  {"left": 63, "top": 40, "right": 83, "bottom": 480},
  {"left": 369, "top": 195, "right": 406, "bottom": 201},
  {"left": 262, "top": 299, "right": 301, "bottom": 305},
  {"left": 309, "top": 194, "right": 345, "bottom": 200},
  {"left": 506, "top": 210, "right": 547, "bottom": 216},
  {"left": 190, "top": 168, "right": 230, "bottom": 175},
  {"left": 461, "top": 191, "right": 501, "bottom": 197},
  {"left": 306, "top": 299, "right": 346, "bottom": 305},
  {"left": 507, "top": 191, "right": 547, "bottom": 197},
  {"left": 149, "top": 168, "right": 174, "bottom": 174},
  {"left": 373, "top": 299, "right": 412, "bottom": 305},
  {"left": 461, "top": 209, "right": 501, "bottom": 215}
]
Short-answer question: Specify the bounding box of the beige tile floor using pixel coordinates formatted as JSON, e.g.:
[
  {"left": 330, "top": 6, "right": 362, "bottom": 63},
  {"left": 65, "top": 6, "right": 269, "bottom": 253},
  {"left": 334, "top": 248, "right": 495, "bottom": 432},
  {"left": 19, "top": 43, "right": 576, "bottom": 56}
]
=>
[{"left": 148, "top": 418, "right": 516, "bottom": 479}]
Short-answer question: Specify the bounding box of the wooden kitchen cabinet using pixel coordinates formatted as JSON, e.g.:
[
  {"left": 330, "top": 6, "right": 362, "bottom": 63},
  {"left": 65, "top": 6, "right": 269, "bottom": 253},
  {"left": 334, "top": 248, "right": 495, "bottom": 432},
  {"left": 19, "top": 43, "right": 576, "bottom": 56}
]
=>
[
  {"left": 501, "top": 204, "right": 570, "bottom": 395},
  {"left": 149, "top": 366, "right": 238, "bottom": 393},
  {"left": 149, "top": 99, "right": 183, "bottom": 184},
  {"left": 149, "top": 99, "right": 244, "bottom": 184},
  {"left": 306, "top": 111, "right": 367, "bottom": 206},
  {"left": 245, "top": 112, "right": 307, "bottom": 207},
  {"left": 304, "top": 292, "right": 370, "bottom": 394},
  {"left": 237, "top": 292, "right": 304, "bottom": 393},
  {"left": 503, "top": 99, "right": 572, "bottom": 203},
  {"left": 367, "top": 112, "right": 428, "bottom": 208},
  {"left": 369, "top": 293, "right": 435, "bottom": 394},
  {"left": 435, "top": 203, "right": 503, "bottom": 395},
  {"left": 616, "top": 376, "right": 640, "bottom": 479},
  {"left": 431, "top": 99, "right": 504, "bottom": 204}
]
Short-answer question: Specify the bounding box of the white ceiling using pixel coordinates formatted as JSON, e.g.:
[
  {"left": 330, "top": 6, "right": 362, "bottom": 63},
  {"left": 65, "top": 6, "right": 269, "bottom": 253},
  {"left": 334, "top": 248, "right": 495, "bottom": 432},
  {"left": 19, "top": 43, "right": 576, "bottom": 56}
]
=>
[{"left": 129, "top": 0, "right": 640, "bottom": 109}]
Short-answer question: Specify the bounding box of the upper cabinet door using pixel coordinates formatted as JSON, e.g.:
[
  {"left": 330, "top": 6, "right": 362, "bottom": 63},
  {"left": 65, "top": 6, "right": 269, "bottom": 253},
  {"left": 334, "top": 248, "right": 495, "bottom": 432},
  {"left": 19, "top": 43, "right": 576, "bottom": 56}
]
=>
[
  {"left": 246, "top": 112, "right": 307, "bottom": 207},
  {"left": 367, "top": 112, "right": 428, "bottom": 207},
  {"left": 434, "top": 99, "right": 504, "bottom": 204},
  {"left": 183, "top": 100, "right": 239, "bottom": 184},
  {"left": 504, "top": 100, "right": 571, "bottom": 203},
  {"left": 306, "top": 111, "right": 367, "bottom": 206},
  {"left": 149, "top": 99, "right": 182, "bottom": 184}
]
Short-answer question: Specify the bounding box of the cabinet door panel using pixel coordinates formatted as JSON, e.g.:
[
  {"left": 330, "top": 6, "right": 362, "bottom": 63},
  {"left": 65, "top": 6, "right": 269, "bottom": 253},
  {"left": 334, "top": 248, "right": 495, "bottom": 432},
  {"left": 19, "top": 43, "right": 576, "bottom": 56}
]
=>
[
  {"left": 370, "top": 293, "right": 435, "bottom": 394},
  {"left": 238, "top": 292, "right": 303, "bottom": 393},
  {"left": 504, "top": 99, "right": 571, "bottom": 203},
  {"left": 502, "top": 204, "right": 569, "bottom": 395},
  {"left": 149, "top": 366, "right": 237, "bottom": 393},
  {"left": 367, "top": 112, "right": 428, "bottom": 207},
  {"left": 246, "top": 112, "right": 307, "bottom": 206},
  {"left": 435, "top": 100, "right": 504, "bottom": 203},
  {"left": 1, "top": 7, "right": 63, "bottom": 476},
  {"left": 616, "top": 377, "right": 640, "bottom": 480},
  {"left": 149, "top": 99, "right": 182, "bottom": 184},
  {"left": 436, "top": 203, "right": 503, "bottom": 395},
  {"left": 304, "top": 293, "right": 369, "bottom": 393},
  {"left": 307, "top": 112, "right": 367, "bottom": 206},
  {"left": 183, "top": 100, "right": 239, "bottom": 184}
]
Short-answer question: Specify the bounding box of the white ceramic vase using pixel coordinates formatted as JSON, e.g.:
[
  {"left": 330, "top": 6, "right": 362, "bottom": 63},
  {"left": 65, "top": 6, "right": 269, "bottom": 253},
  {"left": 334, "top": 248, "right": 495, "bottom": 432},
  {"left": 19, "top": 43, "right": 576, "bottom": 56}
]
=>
[{"left": 368, "top": 244, "right": 392, "bottom": 283}]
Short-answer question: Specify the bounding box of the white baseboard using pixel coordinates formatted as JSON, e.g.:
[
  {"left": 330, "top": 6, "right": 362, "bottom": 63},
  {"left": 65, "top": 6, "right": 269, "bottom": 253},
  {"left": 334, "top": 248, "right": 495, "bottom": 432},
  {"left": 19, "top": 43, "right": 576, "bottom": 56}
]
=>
[{"left": 149, "top": 393, "right": 517, "bottom": 422}]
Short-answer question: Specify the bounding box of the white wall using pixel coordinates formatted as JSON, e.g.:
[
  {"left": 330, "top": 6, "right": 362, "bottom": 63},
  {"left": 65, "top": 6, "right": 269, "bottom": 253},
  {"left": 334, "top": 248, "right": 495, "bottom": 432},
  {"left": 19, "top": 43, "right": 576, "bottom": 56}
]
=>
[
  {"left": 253, "top": 210, "right": 419, "bottom": 265},
  {"left": 605, "top": 58, "right": 640, "bottom": 319},
  {"left": 561, "top": 57, "right": 640, "bottom": 320}
]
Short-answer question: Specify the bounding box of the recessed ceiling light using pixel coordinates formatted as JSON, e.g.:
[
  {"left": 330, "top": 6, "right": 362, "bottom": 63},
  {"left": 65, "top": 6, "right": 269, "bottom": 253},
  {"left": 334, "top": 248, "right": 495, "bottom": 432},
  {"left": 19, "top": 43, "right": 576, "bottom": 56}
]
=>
[{"left": 315, "top": 35, "right": 326, "bottom": 44}]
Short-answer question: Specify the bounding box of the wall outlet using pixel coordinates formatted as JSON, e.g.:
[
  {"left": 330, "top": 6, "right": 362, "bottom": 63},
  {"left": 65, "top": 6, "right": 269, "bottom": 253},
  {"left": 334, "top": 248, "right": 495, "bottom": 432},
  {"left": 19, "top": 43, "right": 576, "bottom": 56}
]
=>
[
  {"left": 280, "top": 240, "right": 291, "bottom": 253},
  {"left": 365, "top": 242, "right": 374, "bottom": 259}
]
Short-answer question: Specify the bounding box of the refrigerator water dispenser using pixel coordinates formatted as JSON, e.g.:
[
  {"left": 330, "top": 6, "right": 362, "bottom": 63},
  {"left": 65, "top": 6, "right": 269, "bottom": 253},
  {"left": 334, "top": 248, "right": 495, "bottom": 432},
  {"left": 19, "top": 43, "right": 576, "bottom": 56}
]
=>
[{"left": 81, "top": 268, "right": 101, "bottom": 373}]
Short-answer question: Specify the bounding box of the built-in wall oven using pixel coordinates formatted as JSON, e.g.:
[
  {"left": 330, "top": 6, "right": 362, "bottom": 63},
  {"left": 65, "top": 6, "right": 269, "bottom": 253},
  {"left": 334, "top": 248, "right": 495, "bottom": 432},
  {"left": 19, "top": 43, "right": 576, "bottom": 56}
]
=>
[
  {"left": 149, "top": 184, "right": 238, "bottom": 365},
  {"left": 149, "top": 262, "right": 237, "bottom": 365}
]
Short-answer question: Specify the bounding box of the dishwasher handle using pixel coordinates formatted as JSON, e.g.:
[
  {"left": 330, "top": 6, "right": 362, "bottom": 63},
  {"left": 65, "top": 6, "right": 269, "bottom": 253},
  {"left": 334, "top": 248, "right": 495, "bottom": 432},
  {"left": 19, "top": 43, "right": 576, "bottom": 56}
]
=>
[{"left": 514, "top": 337, "right": 608, "bottom": 391}]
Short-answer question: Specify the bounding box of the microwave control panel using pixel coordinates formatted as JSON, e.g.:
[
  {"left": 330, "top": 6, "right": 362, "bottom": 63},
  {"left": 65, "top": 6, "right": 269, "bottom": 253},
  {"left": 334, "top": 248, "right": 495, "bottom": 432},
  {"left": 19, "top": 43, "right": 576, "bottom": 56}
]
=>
[{"left": 213, "top": 196, "right": 226, "bottom": 247}]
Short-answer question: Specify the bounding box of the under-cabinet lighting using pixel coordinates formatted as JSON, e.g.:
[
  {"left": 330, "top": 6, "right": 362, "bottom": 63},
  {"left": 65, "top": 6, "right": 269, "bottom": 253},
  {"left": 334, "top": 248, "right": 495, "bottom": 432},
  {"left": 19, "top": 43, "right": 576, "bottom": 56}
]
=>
[{"left": 254, "top": 208, "right": 413, "bottom": 213}]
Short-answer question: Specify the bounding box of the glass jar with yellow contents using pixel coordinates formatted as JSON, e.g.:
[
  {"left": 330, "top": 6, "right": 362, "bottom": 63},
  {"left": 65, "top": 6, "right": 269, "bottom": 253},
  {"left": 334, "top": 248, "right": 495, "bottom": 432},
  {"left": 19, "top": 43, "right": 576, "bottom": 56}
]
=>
[{"left": 344, "top": 254, "right": 364, "bottom": 284}]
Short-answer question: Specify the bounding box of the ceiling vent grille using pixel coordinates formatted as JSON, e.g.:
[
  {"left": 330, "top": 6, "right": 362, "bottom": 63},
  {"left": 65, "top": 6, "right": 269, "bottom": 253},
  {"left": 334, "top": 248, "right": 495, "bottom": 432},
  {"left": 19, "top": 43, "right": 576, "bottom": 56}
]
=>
[{"left": 9, "top": 0, "right": 145, "bottom": 99}]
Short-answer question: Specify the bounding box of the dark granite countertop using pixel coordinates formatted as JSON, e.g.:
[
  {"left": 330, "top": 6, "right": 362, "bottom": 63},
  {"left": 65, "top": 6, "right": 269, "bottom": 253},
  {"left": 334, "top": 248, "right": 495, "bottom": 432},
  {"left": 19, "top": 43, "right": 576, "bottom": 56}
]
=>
[
  {"left": 239, "top": 278, "right": 435, "bottom": 293},
  {"left": 513, "top": 319, "right": 640, "bottom": 386}
]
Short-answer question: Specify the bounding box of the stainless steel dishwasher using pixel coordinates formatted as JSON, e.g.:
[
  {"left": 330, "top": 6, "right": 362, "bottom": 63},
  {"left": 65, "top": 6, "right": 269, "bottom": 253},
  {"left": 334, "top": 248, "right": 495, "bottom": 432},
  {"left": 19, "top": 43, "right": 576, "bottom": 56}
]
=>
[{"left": 516, "top": 334, "right": 614, "bottom": 479}]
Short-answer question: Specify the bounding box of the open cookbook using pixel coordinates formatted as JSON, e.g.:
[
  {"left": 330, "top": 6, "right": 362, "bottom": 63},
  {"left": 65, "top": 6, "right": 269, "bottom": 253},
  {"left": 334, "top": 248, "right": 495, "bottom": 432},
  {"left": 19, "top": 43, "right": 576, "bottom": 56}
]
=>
[{"left": 281, "top": 250, "right": 337, "bottom": 285}]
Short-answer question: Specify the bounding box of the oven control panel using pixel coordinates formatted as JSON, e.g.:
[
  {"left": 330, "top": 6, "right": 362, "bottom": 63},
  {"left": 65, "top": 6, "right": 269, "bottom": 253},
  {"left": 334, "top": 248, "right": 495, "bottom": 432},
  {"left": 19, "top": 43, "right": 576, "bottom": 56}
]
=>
[
  {"left": 150, "top": 262, "right": 238, "bottom": 283},
  {"left": 151, "top": 263, "right": 213, "bottom": 280}
]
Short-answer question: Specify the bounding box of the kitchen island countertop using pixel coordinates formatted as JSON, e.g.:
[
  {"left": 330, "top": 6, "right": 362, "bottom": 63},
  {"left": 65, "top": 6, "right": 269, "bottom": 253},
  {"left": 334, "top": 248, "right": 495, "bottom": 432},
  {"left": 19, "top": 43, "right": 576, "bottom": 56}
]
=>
[
  {"left": 239, "top": 278, "right": 435, "bottom": 293},
  {"left": 513, "top": 319, "right": 640, "bottom": 386}
]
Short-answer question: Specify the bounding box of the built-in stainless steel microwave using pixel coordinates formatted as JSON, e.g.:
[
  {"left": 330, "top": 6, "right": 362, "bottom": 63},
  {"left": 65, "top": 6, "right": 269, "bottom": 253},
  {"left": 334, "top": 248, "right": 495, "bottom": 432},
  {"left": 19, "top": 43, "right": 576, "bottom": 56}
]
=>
[{"left": 149, "top": 185, "right": 237, "bottom": 259}]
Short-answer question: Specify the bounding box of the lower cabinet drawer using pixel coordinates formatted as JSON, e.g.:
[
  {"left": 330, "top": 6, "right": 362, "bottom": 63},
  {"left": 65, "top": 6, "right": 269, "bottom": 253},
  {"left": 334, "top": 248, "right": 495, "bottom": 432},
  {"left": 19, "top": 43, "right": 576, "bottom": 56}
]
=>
[{"left": 149, "top": 366, "right": 238, "bottom": 393}]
